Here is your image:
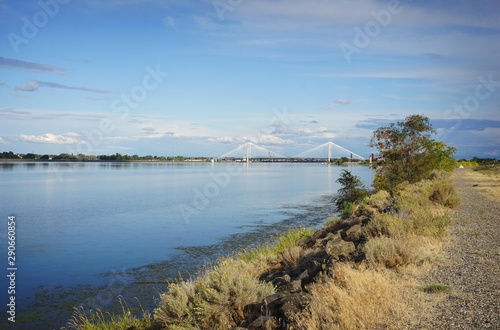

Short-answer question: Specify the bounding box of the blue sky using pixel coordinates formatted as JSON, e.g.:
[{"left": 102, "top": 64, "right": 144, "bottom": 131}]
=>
[{"left": 1, "top": 0, "right": 499, "bottom": 158}]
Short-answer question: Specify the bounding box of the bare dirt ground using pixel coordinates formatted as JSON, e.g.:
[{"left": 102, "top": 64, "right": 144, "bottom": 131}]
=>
[{"left": 411, "top": 168, "right": 500, "bottom": 329}]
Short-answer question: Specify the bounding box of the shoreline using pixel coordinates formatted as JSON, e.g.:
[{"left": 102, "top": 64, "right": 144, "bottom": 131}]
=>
[
  {"left": 7, "top": 192, "right": 339, "bottom": 329},
  {"left": 0, "top": 159, "right": 370, "bottom": 164}
]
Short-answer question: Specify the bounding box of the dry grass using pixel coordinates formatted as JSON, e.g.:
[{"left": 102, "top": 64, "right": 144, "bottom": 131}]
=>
[
  {"left": 292, "top": 171, "right": 460, "bottom": 329},
  {"left": 394, "top": 174, "right": 460, "bottom": 211},
  {"left": 463, "top": 167, "right": 500, "bottom": 201},
  {"left": 280, "top": 245, "right": 304, "bottom": 269},
  {"left": 293, "top": 263, "right": 415, "bottom": 330},
  {"left": 364, "top": 235, "right": 441, "bottom": 269},
  {"left": 362, "top": 212, "right": 411, "bottom": 239},
  {"left": 361, "top": 174, "right": 456, "bottom": 269}
]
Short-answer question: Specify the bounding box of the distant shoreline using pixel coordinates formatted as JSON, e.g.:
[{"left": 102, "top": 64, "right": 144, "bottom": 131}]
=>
[{"left": 0, "top": 159, "right": 371, "bottom": 164}]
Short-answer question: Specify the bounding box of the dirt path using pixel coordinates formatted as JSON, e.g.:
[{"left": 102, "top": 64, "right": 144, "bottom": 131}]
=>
[{"left": 413, "top": 169, "right": 500, "bottom": 329}]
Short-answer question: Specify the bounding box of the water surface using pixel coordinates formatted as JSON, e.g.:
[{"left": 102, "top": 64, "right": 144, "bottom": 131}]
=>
[{"left": 0, "top": 162, "right": 373, "bottom": 327}]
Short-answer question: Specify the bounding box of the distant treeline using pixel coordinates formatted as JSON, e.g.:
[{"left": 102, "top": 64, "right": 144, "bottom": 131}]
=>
[
  {"left": 456, "top": 157, "right": 498, "bottom": 165},
  {"left": 0, "top": 151, "right": 497, "bottom": 164},
  {"left": 0, "top": 151, "right": 208, "bottom": 162}
]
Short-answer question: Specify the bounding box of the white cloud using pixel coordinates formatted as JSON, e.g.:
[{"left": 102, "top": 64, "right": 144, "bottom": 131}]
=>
[
  {"left": 317, "top": 132, "right": 337, "bottom": 139},
  {"left": 335, "top": 99, "right": 350, "bottom": 105},
  {"left": 234, "top": 0, "right": 500, "bottom": 31},
  {"left": 234, "top": 0, "right": 380, "bottom": 29},
  {"left": 485, "top": 150, "right": 499, "bottom": 157},
  {"left": 17, "top": 133, "right": 80, "bottom": 145},
  {"left": 15, "top": 81, "right": 39, "bottom": 92},
  {"left": 163, "top": 15, "right": 175, "bottom": 27},
  {"left": 208, "top": 136, "right": 239, "bottom": 144},
  {"left": 208, "top": 134, "right": 294, "bottom": 146},
  {"left": 248, "top": 134, "right": 294, "bottom": 146},
  {"left": 0, "top": 136, "right": 6, "bottom": 144}
]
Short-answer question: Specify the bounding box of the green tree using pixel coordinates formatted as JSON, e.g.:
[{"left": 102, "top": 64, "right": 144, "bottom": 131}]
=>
[
  {"left": 334, "top": 170, "right": 368, "bottom": 217},
  {"left": 22, "top": 153, "right": 37, "bottom": 160},
  {"left": 371, "top": 114, "right": 456, "bottom": 191},
  {"left": 426, "top": 140, "right": 457, "bottom": 172}
]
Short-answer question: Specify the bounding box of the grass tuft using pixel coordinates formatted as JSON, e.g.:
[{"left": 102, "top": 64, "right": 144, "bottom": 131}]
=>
[
  {"left": 238, "top": 227, "right": 312, "bottom": 265},
  {"left": 65, "top": 297, "right": 157, "bottom": 330},
  {"left": 293, "top": 263, "right": 413, "bottom": 330},
  {"left": 422, "top": 283, "right": 454, "bottom": 294}
]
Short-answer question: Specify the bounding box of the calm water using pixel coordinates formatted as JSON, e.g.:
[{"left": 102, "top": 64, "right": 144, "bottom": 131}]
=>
[{"left": 0, "top": 162, "right": 373, "bottom": 327}]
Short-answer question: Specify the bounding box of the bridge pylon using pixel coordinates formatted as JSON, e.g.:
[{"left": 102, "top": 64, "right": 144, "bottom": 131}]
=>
[
  {"left": 292, "top": 142, "right": 366, "bottom": 161},
  {"left": 217, "top": 142, "right": 287, "bottom": 162}
]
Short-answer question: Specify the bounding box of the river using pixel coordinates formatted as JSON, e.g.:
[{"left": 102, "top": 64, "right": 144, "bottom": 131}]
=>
[{"left": 0, "top": 161, "right": 373, "bottom": 328}]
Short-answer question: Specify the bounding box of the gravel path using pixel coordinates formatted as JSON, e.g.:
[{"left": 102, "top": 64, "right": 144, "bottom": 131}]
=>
[{"left": 414, "top": 169, "right": 500, "bottom": 329}]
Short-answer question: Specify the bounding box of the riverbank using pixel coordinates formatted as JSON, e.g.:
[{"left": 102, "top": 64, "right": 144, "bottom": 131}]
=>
[
  {"left": 410, "top": 168, "right": 500, "bottom": 329},
  {"left": 67, "top": 169, "right": 463, "bottom": 329}
]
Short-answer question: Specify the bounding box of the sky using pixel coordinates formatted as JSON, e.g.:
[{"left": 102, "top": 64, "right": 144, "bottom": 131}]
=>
[{"left": 0, "top": 0, "right": 499, "bottom": 159}]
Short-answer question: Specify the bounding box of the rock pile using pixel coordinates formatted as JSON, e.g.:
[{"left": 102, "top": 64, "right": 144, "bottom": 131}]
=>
[
  {"left": 238, "top": 217, "right": 366, "bottom": 329},
  {"left": 239, "top": 197, "right": 391, "bottom": 329}
]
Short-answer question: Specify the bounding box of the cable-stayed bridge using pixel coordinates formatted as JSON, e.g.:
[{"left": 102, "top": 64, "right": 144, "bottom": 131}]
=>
[{"left": 216, "top": 142, "right": 366, "bottom": 163}]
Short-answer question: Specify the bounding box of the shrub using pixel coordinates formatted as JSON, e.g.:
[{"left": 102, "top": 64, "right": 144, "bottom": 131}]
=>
[
  {"left": 364, "top": 236, "right": 414, "bottom": 268},
  {"left": 154, "top": 258, "right": 275, "bottom": 329},
  {"left": 363, "top": 190, "right": 392, "bottom": 211},
  {"left": 428, "top": 178, "right": 461, "bottom": 208},
  {"left": 363, "top": 179, "right": 453, "bottom": 241},
  {"left": 333, "top": 170, "right": 368, "bottom": 217},
  {"left": 362, "top": 212, "right": 412, "bottom": 239},
  {"left": 341, "top": 202, "right": 355, "bottom": 218},
  {"left": 393, "top": 174, "right": 460, "bottom": 211}
]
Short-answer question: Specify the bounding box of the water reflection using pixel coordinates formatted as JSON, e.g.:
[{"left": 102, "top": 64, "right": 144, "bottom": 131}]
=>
[
  {"left": 0, "top": 163, "right": 14, "bottom": 170},
  {"left": 25, "top": 163, "right": 37, "bottom": 170}
]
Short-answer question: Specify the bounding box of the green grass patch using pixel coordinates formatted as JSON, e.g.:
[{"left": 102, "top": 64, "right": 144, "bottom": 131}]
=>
[
  {"left": 238, "top": 227, "right": 313, "bottom": 263},
  {"left": 325, "top": 216, "right": 340, "bottom": 226},
  {"left": 422, "top": 284, "right": 454, "bottom": 294},
  {"left": 457, "top": 160, "right": 479, "bottom": 168},
  {"left": 65, "top": 298, "right": 158, "bottom": 330}
]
